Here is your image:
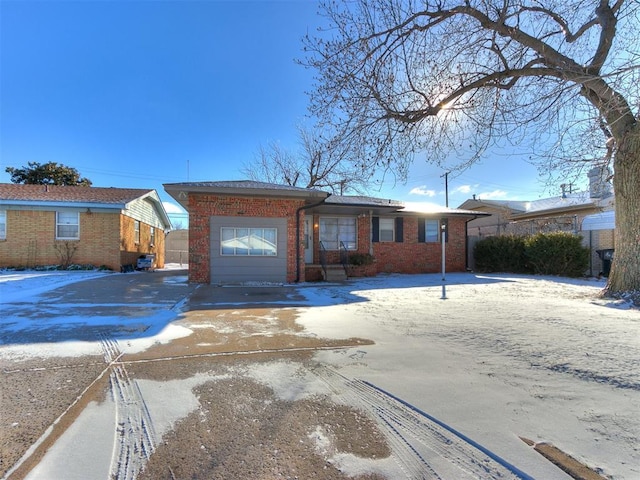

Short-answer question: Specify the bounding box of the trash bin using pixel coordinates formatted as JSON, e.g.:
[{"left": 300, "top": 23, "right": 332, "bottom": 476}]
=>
[{"left": 596, "top": 249, "right": 614, "bottom": 277}]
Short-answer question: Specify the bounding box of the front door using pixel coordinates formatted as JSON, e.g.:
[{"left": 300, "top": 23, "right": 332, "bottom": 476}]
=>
[{"left": 304, "top": 217, "right": 313, "bottom": 263}]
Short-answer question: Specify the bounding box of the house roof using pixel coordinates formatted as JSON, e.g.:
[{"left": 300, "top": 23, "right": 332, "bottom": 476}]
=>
[
  {"left": 165, "top": 180, "right": 327, "bottom": 193},
  {"left": 164, "top": 180, "right": 329, "bottom": 210},
  {"left": 458, "top": 191, "right": 613, "bottom": 220},
  {"left": 324, "top": 195, "right": 404, "bottom": 208},
  {"left": 0, "top": 183, "right": 171, "bottom": 228},
  {"left": 164, "top": 181, "right": 488, "bottom": 218},
  {"left": 313, "top": 194, "right": 404, "bottom": 216},
  {"left": 457, "top": 198, "right": 528, "bottom": 213},
  {"left": 0, "top": 183, "right": 155, "bottom": 204},
  {"left": 399, "top": 204, "right": 488, "bottom": 217}
]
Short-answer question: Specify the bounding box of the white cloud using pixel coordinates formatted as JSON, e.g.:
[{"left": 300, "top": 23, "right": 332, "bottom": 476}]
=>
[
  {"left": 452, "top": 185, "right": 472, "bottom": 194},
  {"left": 409, "top": 186, "right": 437, "bottom": 197}
]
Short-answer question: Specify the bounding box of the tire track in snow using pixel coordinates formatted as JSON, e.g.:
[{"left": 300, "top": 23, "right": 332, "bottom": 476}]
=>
[
  {"left": 312, "top": 366, "right": 532, "bottom": 480},
  {"left": 100, "top": 335, "right": 156, "bottom": 480}
]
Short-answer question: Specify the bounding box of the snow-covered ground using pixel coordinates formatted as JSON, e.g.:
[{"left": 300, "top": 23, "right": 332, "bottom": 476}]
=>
[
  {"left": 296, "top": 274, "right": 640, "bottom": 479},
  {"left": 1, "top": 269, "right": 639, "bottom": 479}
]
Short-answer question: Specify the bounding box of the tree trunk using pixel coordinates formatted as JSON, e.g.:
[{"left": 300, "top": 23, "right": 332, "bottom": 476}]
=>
[{"left": 605, "top": 124, "right": 640, "bottom": 294}]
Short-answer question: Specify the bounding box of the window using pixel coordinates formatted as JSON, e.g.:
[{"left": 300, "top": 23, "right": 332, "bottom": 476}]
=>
[
  {"left": 56, "top": 212, "right": 79, "bottom": 239},
  {"left": 150, "top": 227, "right": 155, "bottom": 246},
  {"left": 379, "top": 218, "right": 395, "bottom": 242},
  {"left": 425, "top": 220, "right": 440, "bottom": 243},
  {"left": 221, "top": 227, "right": 277, "bottom": 256},
  {"left": 373, "top": 217, "right": 403, "bottom": 243},
  {"left": 134, "top": 220, "right": 140, "bottom": 244},
  {"left": 0, "top": 210, "right": 6, "bottom": 239},
  {"left": 319, "top": 217, "right": 357, "bottom": 250}
]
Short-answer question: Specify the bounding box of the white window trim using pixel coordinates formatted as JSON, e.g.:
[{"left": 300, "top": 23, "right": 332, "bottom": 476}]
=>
[
  {"left": 220, "top": 227, "right": 278, "bottom": 256},
  {"left": 134, "top": 220, "right": 141, "bottom": 244},
  {"left": 379, "top": 218, "right": 395, "bottom": 242},
  {"left": 319, "top": 216, "right": 357, "bottom": 250},
  {"left": 425, "top": 219, "right": 440, "bottom": 243},
  {"left": 150, "top": 226, "right": 155, "bottom": 247},
  {"left": 56, "top": 211, "right": 80, "bottom": 240}
]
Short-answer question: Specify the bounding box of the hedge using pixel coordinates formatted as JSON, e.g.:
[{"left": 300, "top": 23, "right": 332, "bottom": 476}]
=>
[{"left": 474, "top": 232, "right": 589, "bottom": 277}]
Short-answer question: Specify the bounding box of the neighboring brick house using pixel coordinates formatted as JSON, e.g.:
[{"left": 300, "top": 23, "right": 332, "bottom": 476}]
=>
[
  {"left": 459, "top": 166, "right": 614, "bottom": 238},
  {"left": 457, "top": 166, "right": 615, "bottom": 273},
  {"left": 164, "top": 180, "right": 485, "bottom": 284},
  {"left": 0, "top": 184, "right": 171, "bottom": 270}
]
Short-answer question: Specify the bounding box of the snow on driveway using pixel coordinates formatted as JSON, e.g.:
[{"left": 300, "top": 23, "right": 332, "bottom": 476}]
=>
[
  {"left": 0, "top": 270, "right": 109, "bottom": 302},
  {"left": 1, "top": 270, "right": 639, "bottom": 479}
]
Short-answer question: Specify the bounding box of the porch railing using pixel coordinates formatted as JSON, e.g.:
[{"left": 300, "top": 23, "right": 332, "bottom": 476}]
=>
[
  {"left": 319, "top": 241, "right": 328, "bottom": 279},
  {"left": 339, "top": 241, "right": 350, "bottom": 273}
]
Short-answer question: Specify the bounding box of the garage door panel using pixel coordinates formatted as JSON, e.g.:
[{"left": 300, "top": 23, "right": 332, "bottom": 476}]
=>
[{"left": 210, "top": 216, "right": 287, "bottom": 284}]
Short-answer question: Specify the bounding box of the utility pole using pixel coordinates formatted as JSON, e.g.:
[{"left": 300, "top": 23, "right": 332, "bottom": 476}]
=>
[{"left": 441, "top": 171, "right": 450, "bottom": 207}]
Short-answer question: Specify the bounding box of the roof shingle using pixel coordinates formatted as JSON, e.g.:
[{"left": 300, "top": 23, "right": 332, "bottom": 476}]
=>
[{"left": 0, "top": 184, "right": 154, "bottom": 205}]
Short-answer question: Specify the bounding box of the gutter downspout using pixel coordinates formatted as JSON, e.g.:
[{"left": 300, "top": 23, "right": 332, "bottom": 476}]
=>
[{"left": 295, "top": 194, "right": 331, "bottom": 283}]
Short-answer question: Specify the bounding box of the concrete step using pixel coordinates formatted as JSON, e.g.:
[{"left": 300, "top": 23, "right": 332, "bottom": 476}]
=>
[{"left": 323, "top": 265, "right": 347, "bottom": 282}]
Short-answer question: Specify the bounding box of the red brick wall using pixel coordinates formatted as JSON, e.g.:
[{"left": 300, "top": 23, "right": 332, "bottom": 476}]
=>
[
  {"left": 308, "top": 214, "right": 467, "bottom": 274},
  {"left": 188, "top": 194, "right": 305, "bottom": 283},
  {"left": 372, "top": 217, "right": 467, "bottom": 273}
]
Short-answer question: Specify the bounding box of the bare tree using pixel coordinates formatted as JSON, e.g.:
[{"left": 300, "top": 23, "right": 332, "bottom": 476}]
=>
[
  {"left": 303, "top": 0, "right": 640, "bottom": 294},
  {"left": 242, "top": 126, "right": 374, "bottom": 194}
]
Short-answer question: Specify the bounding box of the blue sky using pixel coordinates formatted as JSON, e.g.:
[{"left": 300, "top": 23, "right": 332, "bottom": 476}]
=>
[{"left": 1, "top": 0, "right": 573, "bottom": 224}]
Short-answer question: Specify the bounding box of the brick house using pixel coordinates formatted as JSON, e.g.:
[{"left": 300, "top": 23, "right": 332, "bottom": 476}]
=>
[
  {"left": 0, "top": 184, "right": 171, "bottom": 270},
  {"left": 459, "top": 166, "right": 614, "bottom": 237},
  {"left": 458, "top": 166, "right": 615, "bottom": 273},
  {"left": 164, "top": 180, "right": 485, "bottom": 284}
]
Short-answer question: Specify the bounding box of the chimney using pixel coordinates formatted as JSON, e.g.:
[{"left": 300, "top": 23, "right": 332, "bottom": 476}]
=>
[{"left": 588, "top": 165, "right": 612, "bottom": 199}]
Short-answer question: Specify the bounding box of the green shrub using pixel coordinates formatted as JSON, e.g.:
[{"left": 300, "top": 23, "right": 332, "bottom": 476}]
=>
[
  {"left": 349, "top": 253, "right": 375, "bottom": 266},
  {"left": 524, "top": 232, "right": 589, "bottom": 277},
  {"left": 474, "top": 235, "right": 528, "bottom": 273},
  {"left": 474, "top": 232, "right": 589, "bottom": 277}
]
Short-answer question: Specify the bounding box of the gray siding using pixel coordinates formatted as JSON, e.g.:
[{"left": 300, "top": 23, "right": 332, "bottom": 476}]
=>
[
  {"left": 210, "top": 216, "right": 288, "bottom": 284},
  {"left": 124, "top": 194, "right": 169, "bottom": 229}
]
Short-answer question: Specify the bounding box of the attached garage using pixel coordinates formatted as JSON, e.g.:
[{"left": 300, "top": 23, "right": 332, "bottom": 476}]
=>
[
  {"left": 210, "top": 216, "right": 288, "bottom": 284},
  {"left": 164, "top": 181, "right": 329, "bottom": 284}
]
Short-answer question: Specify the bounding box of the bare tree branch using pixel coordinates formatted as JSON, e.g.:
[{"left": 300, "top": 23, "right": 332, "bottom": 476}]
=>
[
  {"left": 241, "top": 127, "right": 375, "bottom": 194},
  {"left": 302, "top": 0, "right": 640, "bottom": 293}
]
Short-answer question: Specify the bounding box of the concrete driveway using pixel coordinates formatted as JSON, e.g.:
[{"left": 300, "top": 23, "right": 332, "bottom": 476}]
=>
[
  {"left": 0, "top": 268, "right": 309, "bottom": 347},
  {"left": 1, "top": 269, "right": 198, "bottom": 346}
]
